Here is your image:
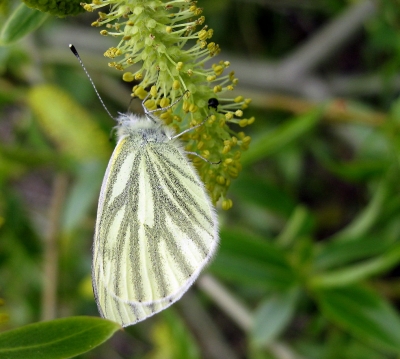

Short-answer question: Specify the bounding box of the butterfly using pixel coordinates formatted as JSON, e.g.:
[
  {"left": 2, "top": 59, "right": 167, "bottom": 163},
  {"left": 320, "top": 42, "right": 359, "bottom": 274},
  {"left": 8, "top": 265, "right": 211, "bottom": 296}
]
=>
[{"left": 69, "top": 45, "right": 219, "bottom": 326}]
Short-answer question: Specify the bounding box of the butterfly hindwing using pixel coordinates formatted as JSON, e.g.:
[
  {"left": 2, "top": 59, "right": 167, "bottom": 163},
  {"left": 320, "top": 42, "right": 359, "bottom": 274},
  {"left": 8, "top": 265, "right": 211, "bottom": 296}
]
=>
[{"left": 93, "top": 117, "right": 218, "bottom": 326}]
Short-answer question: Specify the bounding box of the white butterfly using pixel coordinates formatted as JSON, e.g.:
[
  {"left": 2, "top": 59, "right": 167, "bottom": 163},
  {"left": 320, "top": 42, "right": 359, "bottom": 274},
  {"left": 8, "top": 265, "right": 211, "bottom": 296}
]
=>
[
  {"left": 69, "top": 44, "right": 219, "bottom": 327},
  {"left": 93, "top": 106, "right": 219, "bottom": 326}
]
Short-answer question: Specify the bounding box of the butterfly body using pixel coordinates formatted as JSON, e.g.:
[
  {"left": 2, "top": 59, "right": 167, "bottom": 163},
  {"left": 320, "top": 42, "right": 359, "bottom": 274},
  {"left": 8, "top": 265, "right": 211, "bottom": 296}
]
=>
[{"left": 93, "top": 114, "right": 219, "bottom": 327}]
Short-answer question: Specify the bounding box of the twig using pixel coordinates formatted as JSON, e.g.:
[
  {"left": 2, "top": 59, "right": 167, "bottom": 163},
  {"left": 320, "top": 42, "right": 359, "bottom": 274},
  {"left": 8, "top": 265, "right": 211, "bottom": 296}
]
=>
[
  {"left": 41, "top": 173, "right": 69, "bottom": 321},
  {"left": 198, "top": 274, "right": 307, "bottom": 359},
  {"left": 279, "top": 0, "right": 377, "bottom": 77},
  {"left": 198, "top": 274, "right": 252, "bottom": 330},
  {"left": 179, "top": 292, "right": 240, "bottom": 359},
  {"left": 246, "top": 92, "right": 387, "bottom": 126}
]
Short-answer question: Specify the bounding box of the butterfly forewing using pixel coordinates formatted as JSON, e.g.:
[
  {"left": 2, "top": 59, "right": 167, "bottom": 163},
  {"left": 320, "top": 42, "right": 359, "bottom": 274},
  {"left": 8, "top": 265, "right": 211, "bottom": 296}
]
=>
[{"left": 93, "top": 117, "right": 218, "bottom": 327}]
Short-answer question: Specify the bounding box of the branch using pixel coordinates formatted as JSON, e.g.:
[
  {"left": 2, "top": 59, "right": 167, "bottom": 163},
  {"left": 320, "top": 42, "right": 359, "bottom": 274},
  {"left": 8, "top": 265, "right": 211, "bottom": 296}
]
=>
[
  {"left": 198, "top": 275, "right": 307, "bottom": 359},
  {"left": 41, "top": 173, "right": 68, "bottom": 321},
  {"left": 279, "top": 0, "right": 377, "bottom": 77}
]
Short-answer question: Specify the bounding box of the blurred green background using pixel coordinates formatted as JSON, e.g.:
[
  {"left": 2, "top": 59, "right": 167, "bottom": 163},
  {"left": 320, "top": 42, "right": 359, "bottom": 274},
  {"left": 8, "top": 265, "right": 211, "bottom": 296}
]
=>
[{"left": 2, "top": 0, "right": 400, "bottom": 358}]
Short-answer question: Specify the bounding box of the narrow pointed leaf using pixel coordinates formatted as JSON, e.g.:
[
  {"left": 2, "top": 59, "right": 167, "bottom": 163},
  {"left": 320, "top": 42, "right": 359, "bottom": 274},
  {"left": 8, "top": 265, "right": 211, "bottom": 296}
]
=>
[
  {"left": 0, "top": 317, "right": 120, "bottom": 359},
  {"left": 315, "top": 285, "right": 400, "bottom": 353},
  {"left": 0, "top": 4, "right": 48, "bottom": 45},
  {"left": 241, "top": 109, "right": 321, "bottom": 166},
  {"left": 252, "top": 287, "right": 299, "bottom": 346}
]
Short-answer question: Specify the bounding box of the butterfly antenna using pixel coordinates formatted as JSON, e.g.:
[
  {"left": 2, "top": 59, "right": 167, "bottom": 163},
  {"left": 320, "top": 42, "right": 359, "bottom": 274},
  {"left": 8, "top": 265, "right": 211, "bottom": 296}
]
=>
[{"left": 69, "top": 44, "right": 116, "bottom": 121}]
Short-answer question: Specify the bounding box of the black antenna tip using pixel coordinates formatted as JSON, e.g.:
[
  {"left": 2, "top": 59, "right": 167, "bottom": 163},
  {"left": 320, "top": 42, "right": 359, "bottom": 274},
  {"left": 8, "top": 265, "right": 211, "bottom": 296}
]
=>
[{"left": 69, "top": 44, "right": 78, "bottom": 57}]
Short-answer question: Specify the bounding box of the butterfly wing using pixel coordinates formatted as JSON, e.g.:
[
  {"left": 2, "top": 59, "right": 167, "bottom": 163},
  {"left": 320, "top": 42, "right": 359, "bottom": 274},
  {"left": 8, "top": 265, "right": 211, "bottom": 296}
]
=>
[{"left": 93, "top": 134, "right": 218, "bottom": 327}]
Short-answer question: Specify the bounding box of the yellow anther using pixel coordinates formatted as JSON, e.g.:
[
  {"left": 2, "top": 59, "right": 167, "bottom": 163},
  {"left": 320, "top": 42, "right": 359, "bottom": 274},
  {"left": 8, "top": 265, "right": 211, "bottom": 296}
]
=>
[
  {"left": 207, "top": 42, "right": 216, "bottom": 51},
  {"left": 222, "top": 145, "right": 231, "bottom": 154},
  {"left": 213, "top": 85, "right": 222, "bottom": 93},
  {"left": 242, "top": 136, "right": 251, "bottom": 144},
  {"left": 207, "top": 75, "right": 216, "bottom": 82},
  {"left": 217, "top": 176, "right": 225, "bottom": 185},
  {"left": 228, "top": 167, "right": 239, "bottom": 178},
  {"left": 150, "top": 86, "right": 157, "bottom": 97},
  {"left": 83, "top": 4, "right": 94, "bottom": 12},
  {"left": 201, "top": 150, "right": 210, "bottom": 158},
  {"left": 144, "top": 99, "right": 157, "bottom": 110},
  {"left": 122, "top": 72, "right": 134, "bottom": 82},
  {"left": 160, "top": 98, "right": 170, "bottom": 108},
  {"left": 207, "top": 115, "right": 216, "bottom": 124},
  {"left": 182, "top": 101, "right": 190, "bottom": 112},
  {"left": 198, "top": 29, "right": 208, "bottom": 41},
  {"left": 172, "top": 80, "right": 181, "bottom": 90},
  {"left": 222, "top": 199, "right": 233, "bottom": 210},
  {"left": 104, "top": 47, "right": 122, "bottom": 58},
  {"left": 189, "top": 104, "right": 198, "bottom": 113},
  {"left": 239, "top": 119, "right": 248, "bottom": 127},
  {"left": 199, "top": 40, "right": 207, "bottom": 49},
  {"left": 213, "top": 65, "right": 224, "bottom": 76}
]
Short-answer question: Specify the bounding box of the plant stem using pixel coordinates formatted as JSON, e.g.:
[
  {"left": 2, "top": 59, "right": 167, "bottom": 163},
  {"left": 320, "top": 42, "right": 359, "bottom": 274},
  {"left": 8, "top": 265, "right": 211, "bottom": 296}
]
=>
[{"left": 41, "top": 173, "right": 68, "bottom": 321}]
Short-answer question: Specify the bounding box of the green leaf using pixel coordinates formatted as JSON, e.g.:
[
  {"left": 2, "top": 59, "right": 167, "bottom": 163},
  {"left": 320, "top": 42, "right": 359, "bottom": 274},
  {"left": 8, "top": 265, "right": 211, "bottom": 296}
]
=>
[
  {"left": 252, "top": 287, "right": 300, "bottom": 346},
  {"left": 0, "top": 316, "right": 120, "bottom": 359},
  {"left": 210, "top": 229, "right": 296, "bottom": 290},
  {"left": 0, "top": 4, "right": 48, "bottom": 45},
  {"left": 62, "top": 161, "right": 105, "bottom": 232},
  {"left": 329, "top": 179, "right": 388, "bottom": 242},
  {"left": 319, "top": 159, "right": 388, "bottom": 182},
  {"left": 28, "top": 85, "right": 111, "bottom": 162},
  {"left": 231, "top": 174, "right": 296, "bottom": 218},
  {"left": 241, "top": 108, "right": 321, "bottom": 166},
  {"left": 315, "top": 235, "right": 395, "bottom": 271},
  {"left": 315, "top": 285, "right": 400, "bottom": 352},
  {"left": 311, "top": 243, "right": 400, "bottom": 288},
  {"left": 148, "top": 309, "right": 201, "bottom": 359},
  {"left": 276, "top": 206, "right": 314, "bottom": 247}
]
